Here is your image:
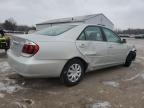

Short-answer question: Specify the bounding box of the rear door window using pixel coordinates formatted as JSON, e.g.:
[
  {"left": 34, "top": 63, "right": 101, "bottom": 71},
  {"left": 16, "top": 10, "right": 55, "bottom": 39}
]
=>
[{"left": 78, "top": 26, "right": 104, "bottom": 41}]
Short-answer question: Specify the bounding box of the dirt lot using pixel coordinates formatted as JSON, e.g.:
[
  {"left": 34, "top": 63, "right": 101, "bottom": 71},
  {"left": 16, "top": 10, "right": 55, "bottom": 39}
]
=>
[{"left": 0, "top": 38, "right": 144, "bottom": 108}]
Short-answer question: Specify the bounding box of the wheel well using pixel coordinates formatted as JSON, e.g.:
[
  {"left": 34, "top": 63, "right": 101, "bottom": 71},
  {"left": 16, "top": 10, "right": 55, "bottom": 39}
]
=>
[{"left": 62, "top": 57, "right": 88, "bottom": 73}]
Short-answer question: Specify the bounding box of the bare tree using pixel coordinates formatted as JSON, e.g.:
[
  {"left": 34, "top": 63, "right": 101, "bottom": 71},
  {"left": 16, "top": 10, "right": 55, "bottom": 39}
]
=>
[{"left": 2, "top": 18, "right": 17, "bottom": 31}]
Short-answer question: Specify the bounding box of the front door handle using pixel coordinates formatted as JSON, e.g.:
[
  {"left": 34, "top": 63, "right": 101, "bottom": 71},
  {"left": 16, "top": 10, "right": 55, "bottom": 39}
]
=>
[{"left": 79, "top": 44, "right": 86, "bottom": 48}]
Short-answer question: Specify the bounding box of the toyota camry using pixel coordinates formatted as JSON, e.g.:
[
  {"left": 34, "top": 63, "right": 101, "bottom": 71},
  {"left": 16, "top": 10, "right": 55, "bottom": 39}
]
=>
[{"left": 8, "top": 24, "right": 136, "bottom": 86}]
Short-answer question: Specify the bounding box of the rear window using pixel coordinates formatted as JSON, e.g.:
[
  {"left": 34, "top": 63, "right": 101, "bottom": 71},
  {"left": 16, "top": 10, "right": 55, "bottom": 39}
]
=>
[{"left": 35, "top": 25, "right": 77, "bottom": 36}]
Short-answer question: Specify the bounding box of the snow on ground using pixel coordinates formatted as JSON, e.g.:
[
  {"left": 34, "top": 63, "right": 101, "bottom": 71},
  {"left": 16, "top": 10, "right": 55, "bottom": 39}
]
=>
[
  {"left": 0, "top": 61, "right": 11, "bottom": 73},
  {"left": 123, "top": 73, "right": 140, "bottom": 81},
  {"left": 140, "top": 73, "right": 144, "bottom": 79},
  {"left": 102, "top": 81, "right": 119, "bottom": 87},
  {"left": 13, "top": 102, "right": 27, "bottom": 108},
  {"left": 0, "top": 93, "right": 5, "bottom": 98},
  {"left": 91, "top": 101, "right": 111, "bottom": 108},
  {"left": 12, "top": 98, "right": 34, "bottom": 108},
  {"left": 0, "top": 61, "right": 22, "bottom": 94},
  {"left": 123, "top": 73, "right": 144, "bottom": 81},
  {"left": 0, "top": 81, "right": 22, "bottom": 94},
  {"left": 0, "top": 50, "right": 4, "bottom": 53}
]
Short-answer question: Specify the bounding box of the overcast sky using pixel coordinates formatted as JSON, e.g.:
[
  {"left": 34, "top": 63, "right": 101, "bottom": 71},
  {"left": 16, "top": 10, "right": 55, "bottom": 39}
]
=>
[{"left": 0, "top": 0, "right": 144, "bottom": 29}]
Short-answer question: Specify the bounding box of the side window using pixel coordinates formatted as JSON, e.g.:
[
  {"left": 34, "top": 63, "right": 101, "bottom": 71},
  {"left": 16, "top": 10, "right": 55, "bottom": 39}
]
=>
[
  {"left": 79, "top": 32, "right": 85, "bottom": 40},
  {"left": 103, "top": 28, "right": 121, "bottom": 43},
  {"left": 78, "top": 26, "right": 103, "bottom": 41}
]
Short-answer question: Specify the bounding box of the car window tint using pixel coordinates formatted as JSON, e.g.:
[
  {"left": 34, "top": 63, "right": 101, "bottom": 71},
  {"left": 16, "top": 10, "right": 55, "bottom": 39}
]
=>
[
  {"left": 103, "top": 28, "right": 121, "bottom": 43},
  {"left": 84, "top": 27, "right": 103, "bottom": 41},
  {"left": 35, "top": 25, "right": 77, "bottom": 36}
]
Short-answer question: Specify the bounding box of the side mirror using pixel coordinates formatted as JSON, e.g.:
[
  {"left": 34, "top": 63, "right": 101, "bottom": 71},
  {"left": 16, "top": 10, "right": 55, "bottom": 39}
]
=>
[{"left": 121, "top": 39, "right": 127, "bottom": 43}]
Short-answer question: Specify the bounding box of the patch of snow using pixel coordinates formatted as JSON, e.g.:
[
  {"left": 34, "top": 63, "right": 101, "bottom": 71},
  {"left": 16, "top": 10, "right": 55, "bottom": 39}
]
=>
[
  {"left": 47, "top": 91, "right": 60, "bottom": 95},
  {"left": 99, "top": 90, "right": 104, "bottom": 93},
  {"left": 137, "top": 57, "right": 144, "bottom": 60},
  {"left": 0, "top": 93, "right": 5, "bottom": 98},
  {"left": 22, "top": 99, "right": 34, "bottom": 105},
  {"left": 0, "top": 82, "right": 22, "bottom": 94},
  {"left": 141, "top": 74, "right": 144, "bottom": 79},
  {"left": 91, "top": 101, "right": 111, "bottom": 108},
  {"left": 119, "top": 104, "right": 123, "bottom": 107},
  {"left": 0, "top": 50, "right": 4, "bottom": 53},
  {"left": 102, "top": 81, "right": 119, "bottom": 87},
  {"left": 14, "top": 102, "right": 27, "bottom": 108},
  {"left": 123, "top": 74, "right": 140, "bottom": 81},
  {"left": 0, "top": 62, "right": 11, "bottom": 72},
  {"left": 141, "top": 96, "right": 144, "bottom": 100}
]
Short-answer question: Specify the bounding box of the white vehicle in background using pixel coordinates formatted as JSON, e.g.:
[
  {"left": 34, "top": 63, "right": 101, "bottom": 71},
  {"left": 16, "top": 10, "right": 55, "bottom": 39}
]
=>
[{"left": 8, "top": 24, "right": 136, "bottom": 86}]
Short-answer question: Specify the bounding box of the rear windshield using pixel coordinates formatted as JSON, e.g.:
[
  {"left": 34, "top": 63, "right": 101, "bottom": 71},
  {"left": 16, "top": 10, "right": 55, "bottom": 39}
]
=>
[{"left": 35, "top": 25, "right": 77, "bottom": 36}]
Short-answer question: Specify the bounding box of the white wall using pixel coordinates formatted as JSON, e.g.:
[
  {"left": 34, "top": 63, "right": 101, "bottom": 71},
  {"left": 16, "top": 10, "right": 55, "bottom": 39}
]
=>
[
  {"left": 51, "top": 22, "right": 83, "bottom": 26},
  {"left": 85, "top": 14, "right": 114, "bottom": 30},
  {"left": 36, "top": 22, "right": 83, "bottom": 30},
  {"left": 36, "top": 15, "right": 114, "bottom": 30}
]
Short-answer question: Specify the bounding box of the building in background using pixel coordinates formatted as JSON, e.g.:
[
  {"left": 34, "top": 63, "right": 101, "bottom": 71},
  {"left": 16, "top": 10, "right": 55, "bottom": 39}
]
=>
[{"left": 36, "top": 13, "right": 114, "bottom": 30}]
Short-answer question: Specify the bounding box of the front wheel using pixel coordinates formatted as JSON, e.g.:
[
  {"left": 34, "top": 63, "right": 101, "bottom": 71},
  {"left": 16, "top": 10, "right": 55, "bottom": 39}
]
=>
[
  {"left": 60, "top": 59, "right": 84, "bottom": 86},
  {"left": 124, "top": 51, "right": 136, "bottom": 67}
]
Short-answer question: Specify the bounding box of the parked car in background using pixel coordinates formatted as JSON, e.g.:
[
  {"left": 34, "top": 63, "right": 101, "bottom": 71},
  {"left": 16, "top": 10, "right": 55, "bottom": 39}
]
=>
[
  {"left": 8, "top": 24, "right": 136, "bottom": 86},
  {"left": 135, "top": 34, "right": 144, "bottom": 39},
  {"left": 118, "top": 34, "right": 130, "bottom": 38}
]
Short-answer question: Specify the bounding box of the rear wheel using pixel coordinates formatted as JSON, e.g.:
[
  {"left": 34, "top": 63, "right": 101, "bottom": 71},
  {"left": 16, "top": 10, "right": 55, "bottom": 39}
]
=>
[{"left": 60, "top": 59, "right": 84, "bottom": 86}]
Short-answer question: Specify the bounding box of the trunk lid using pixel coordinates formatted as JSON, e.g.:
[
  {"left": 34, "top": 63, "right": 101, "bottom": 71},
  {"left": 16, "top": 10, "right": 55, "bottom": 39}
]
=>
[
  {"left": 10, "top": 34, "right": 58, "bottom": 57},
  {"left": 11, "top": 35, "right": 26, "bottom": 56}
]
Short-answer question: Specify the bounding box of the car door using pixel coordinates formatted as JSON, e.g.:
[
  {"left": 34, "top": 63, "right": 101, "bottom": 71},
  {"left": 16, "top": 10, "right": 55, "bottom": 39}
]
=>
[
  {"left": 102, "top": 27, "right": 128, "bottom": 64},
  {"left": 76, "top": 26, "right": 108, "bottom": 70}
]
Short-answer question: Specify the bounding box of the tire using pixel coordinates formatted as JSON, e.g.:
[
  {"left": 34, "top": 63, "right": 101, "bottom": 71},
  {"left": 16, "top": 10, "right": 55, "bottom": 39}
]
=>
[
  {"left": 124, "top": 52, "right": 134, "bottom": 67},
  {"left": 131, "top": 51, "right": 136, "bottom": 60},
  {"left": 60, "top": 59, "right": 84, "bottom": 86},
  {"left": 5, "top": 49, "right": 8, "bottom": 53}
]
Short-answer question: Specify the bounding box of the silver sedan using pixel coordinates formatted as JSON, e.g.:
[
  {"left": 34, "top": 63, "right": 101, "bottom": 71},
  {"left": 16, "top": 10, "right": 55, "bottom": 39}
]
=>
[{"left": 8, "top": 24, "right": 136, "bottom": 86}]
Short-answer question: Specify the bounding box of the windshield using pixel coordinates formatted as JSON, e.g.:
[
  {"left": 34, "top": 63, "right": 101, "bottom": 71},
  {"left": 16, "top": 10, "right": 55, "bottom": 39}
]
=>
[{"left": 35, "top": 25, "right": 77, "bottom": 36}]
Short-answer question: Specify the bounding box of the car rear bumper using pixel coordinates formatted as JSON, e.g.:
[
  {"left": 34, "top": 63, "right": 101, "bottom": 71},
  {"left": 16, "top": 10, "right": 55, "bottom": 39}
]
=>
[{"left": 7, "top": 50, "right": 67, "bottom": 77}]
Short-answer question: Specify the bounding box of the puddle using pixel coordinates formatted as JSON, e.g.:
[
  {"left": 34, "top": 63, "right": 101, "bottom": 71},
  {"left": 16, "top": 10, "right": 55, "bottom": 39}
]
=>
[
  {"left": 91, "top": 101, "right": 111, "bottom": 108},
  {"left": 0, "top": 81, "right": 22, "bottom": 94},
  {"left": 0, "top": 61, "right": 11, "bottom": 73},
  {"left": 102, "top": 81, "right": 119, "bottom": 87}
]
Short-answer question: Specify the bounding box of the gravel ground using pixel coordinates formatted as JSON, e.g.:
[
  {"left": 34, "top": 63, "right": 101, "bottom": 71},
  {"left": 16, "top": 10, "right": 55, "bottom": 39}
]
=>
[{"left": 0, "top": 38, "right": 144, "bottom": 108}]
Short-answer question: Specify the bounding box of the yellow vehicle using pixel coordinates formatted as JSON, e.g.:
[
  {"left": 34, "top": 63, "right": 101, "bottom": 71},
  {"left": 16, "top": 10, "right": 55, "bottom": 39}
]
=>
[{"left": 0, "top": 36, "right": 10, "bottom": 52}]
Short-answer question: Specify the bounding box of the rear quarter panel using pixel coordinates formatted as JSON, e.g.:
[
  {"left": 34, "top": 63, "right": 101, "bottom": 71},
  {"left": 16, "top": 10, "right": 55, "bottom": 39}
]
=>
[{"left": 34, "top": 41, "right": 85, "bottom": 60}]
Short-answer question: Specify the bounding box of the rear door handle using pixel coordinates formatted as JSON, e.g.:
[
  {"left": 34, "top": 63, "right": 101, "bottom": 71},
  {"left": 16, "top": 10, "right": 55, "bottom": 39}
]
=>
[{"left": 108, "top": 45, "right": 113, "bottom": 48}]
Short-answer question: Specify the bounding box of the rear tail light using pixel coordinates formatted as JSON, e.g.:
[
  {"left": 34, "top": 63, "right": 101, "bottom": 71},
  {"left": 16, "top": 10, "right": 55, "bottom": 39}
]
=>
[{"left": 21, "top": 41, "right": 39, "bottom": 57}]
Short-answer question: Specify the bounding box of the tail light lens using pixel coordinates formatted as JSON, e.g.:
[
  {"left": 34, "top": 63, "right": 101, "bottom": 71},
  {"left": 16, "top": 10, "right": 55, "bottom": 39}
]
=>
[{"left": 21, "top": 41, "right": 39, "bottom": 57}]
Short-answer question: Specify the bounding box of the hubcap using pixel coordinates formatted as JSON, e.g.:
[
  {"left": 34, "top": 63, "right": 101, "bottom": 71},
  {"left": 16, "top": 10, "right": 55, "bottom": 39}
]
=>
[{"left": 67, "top": 64, "right": 82, "bottom": 82}]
